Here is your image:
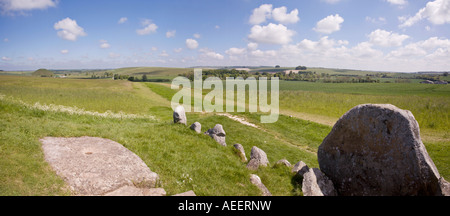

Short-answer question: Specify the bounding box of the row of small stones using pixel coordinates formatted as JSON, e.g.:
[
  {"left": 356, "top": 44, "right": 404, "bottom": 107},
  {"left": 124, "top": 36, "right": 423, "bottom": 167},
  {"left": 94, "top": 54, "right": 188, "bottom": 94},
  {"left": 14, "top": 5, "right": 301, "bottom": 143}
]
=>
[{"left": 178, "top": 118, "right": 312, "bottom": 196}]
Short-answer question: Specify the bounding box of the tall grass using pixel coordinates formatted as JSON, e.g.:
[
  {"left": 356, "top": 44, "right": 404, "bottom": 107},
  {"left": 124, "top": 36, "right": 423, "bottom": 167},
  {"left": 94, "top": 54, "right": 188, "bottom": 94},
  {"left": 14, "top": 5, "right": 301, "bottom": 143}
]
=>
[
  {"left": 0, "top": 76, "right": 160, "bottom": 115},
  {"left": 280, "top": 90, "right": 449, "bottom": 132}
]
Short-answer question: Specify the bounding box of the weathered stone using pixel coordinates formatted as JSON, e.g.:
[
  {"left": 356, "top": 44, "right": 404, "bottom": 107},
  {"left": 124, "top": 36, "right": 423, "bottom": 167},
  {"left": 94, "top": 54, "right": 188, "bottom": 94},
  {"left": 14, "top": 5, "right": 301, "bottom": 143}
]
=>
[
  {"left": 302, "top": 168, "right": 337, "bottom": 196},
  {"left": 172, "top": 190, "right": 196, "bottom": 196},
  {"left": 143, "top": 188, "right": 167, "bottom": 196},
  {"left": 439, "top": 178, "right": 450, "bottom": 196},
  {"left": 246, "top": 146, "right": 269, "bottom": 170},
  {"left": 204, "top": 124, "right": 226, "bottom": 146},
  {"left": 233, "top": 143, "right": 247, "bottom": 162},
  {"left": 190, "top": 122, "right": 201, "bottom": 133},
  {"left": 40, "top": 136, "right": 160, "bottom": 196},
  {"left": 173, "top": 105, "right": 187, "bottom": 125},
  {"left": 292, "top": 161, "right": 309, "bottom": 176},
  {"left": 104, "top": 186, "right": 166, "bottom": 196},
  {"left": 274, "top": 159, "right": 291, "bottom": 168},
  {"left": 318, "top": 104, "right": 442, "bottom": 196},
  {"left": 250, "top": 174, "right": 272, "bottom": 196}
]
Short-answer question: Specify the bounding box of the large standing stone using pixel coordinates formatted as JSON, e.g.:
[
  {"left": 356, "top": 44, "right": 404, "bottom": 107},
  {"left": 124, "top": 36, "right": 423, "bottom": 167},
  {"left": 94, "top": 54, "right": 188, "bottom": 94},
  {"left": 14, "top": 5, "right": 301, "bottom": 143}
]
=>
[
  {"left": 173, "top": 105, "right": 187, "bottom": 125},
  {"left": 190, "top": 122, "right": 201, "bottom": 133},
  {"left": 246, "top": 146, "right": 269, "bottom": 170},
  {"left": 318, "top": 104, "right": 443, "bottom": 196},
  {"left": 302, "top": 168, "right": 337, "bottom": 196},
  {"left": 204, "top": 124, "right": 226, "bottom": 146}
]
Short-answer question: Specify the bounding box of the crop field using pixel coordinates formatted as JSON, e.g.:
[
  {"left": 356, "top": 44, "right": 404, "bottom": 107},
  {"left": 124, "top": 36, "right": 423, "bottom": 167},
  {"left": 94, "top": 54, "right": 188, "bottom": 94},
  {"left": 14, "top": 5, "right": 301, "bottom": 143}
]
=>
[{"left": 0, "top": 69, "right": 448, "bottom": 196}]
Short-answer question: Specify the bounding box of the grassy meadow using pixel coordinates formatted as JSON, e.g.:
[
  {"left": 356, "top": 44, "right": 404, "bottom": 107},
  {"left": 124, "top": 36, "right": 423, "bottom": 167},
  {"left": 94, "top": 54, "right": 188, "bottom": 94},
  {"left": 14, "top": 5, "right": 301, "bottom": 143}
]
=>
[{"left": 0, "top": 67, "right": 449, "bottom": 196}]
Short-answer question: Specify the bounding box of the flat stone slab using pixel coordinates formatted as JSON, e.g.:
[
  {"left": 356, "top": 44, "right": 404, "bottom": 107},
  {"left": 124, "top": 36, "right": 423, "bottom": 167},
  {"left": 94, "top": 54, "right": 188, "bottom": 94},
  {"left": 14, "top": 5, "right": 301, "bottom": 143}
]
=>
[
  {"left": 40, "top": 136, "right": 159, "bottom": 196},
  {"left": 104, "top": 186, "right": 166, "bottom": 196},
  {"left": 172, "top": 190, "right": 197, "bottom": 196}
]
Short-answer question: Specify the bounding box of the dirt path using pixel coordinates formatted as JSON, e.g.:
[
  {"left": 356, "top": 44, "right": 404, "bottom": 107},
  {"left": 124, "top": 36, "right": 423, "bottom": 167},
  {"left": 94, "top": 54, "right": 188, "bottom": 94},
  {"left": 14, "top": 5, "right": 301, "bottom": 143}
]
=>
[{"left": 216, "top": 113, "right": 259, "bottom": 129}]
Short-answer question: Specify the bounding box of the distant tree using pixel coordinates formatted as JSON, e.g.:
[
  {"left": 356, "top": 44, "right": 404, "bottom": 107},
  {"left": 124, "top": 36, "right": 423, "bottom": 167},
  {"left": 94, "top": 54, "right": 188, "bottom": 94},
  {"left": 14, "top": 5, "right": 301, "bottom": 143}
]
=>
[
  {"left": 295, "top": 66, "right": 307, "bottom": 70},
  {"left": 444, "top": 72, "right": 448, "bottom": 77},
  {"left": 142, "top": 74, "right": 148, "bottom": 82},
  {"left": 128, "top": 76, "right": 135, "bottom": 81},
  {"left": 275, "top": 65, "right": 280, "bottom": 68}
]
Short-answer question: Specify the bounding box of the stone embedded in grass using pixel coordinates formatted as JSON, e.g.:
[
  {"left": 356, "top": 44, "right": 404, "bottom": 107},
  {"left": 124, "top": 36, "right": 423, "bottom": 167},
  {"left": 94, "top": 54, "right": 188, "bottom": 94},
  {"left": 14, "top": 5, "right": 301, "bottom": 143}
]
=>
[
  {"left": 274, "top": 159, "right": 291, "bottom": 168},
  {"left": 292, "top": 161, "right": 309, "bottom": 176},
  {"left": 204, "top": 124, "right": 226, "bottom": 146},
  {"left": 40, "top": 136, "right": 160, "bottom": 196},
  {"left": 233, "top": 143, "right": 247, "bottom": 162},
  {"left": 173, "top": 105, "right": 187, "bottom": 125},
  {"left": 190, "top": 122, "right": 201, "bottom": 133},
  {"left": 173, "top": 190, "right": 197, "bottom": 196},
  {"left": 302, "top": 168, "right": 337, "bottom": 196},
  {"left": 246, "top": 146, "right": 269, "bottom": 170},
  {"left": 250, "top": 174, "right": 272, "bottom": 196},
  {"left": 318, "top": 104, "right": 444, "bottom": 196}
]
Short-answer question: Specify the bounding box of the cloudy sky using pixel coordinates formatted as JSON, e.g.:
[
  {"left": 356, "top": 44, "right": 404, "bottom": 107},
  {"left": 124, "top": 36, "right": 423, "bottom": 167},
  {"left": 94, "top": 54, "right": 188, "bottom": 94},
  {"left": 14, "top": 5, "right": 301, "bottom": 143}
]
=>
[{"left": 0, "top": 0, "right": 449, "bottom": 72}]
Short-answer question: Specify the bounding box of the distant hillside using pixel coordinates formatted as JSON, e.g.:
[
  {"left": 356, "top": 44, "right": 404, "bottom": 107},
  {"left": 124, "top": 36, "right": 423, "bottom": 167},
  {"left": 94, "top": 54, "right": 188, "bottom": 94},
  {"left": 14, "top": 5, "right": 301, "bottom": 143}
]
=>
[
  {"left": 107, "top": 67, "right": 192, "bottom": 79},
  {"left": 32, "top": 69, "right": 54, "bottom": 77}
]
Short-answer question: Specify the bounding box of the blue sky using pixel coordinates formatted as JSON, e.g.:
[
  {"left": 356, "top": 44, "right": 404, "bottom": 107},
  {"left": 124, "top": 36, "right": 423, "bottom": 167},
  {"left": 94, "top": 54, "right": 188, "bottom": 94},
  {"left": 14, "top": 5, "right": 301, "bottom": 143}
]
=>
[{"left": 0, "top": 0, "right": 449, "bottom": 72}]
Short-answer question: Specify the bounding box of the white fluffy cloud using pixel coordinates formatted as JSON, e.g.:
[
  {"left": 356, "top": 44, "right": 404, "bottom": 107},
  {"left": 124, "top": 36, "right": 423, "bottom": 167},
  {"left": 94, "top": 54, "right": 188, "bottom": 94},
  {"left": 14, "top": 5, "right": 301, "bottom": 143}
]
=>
[
  {"left": 54, "top": 18, "right": 87, "bottom": 41},
  {"left": 225, "top": 47, "right": 246, "bottom": 56},
  {"left": 368, "top": 29, "right": 409, "bottom": 47},
  {"left": 136, "top": 19, "right": 158, "bottom": 35},
  {"left": 60, "top": 49, "right": 69, "bottom": 54},
  {"left": 249, "top": 4, "right": 299, "bottom": 25},
  {"left": 399, "top": 0, "right": 450, "bottom": 27},
  {"left": 248, "top": 23, "right": 295, "bottom": 45},
  {"left": 199, "top": 48, "right": 224, "bottom": 60},
  {"left": 272, "top": 6, "right": 299, "bottom": 24},
  {"left": 247, "top": 42, "right": 258, "bottom": 50},
  {"left": 185, "top": 38, "right": 199, "bottom": 50},
  {"left": 388, "top": 37, "right": 450, "bottom": 58},
  {"left": 0, "top": 0, "right": 56, "bottom": 12},
  {"left": 159, "top": 50, "right": 169, "bottom": 57},
  {"left": 314, "top": 14, "right": 344, "bottom": 34},
  {"left": 249, "top": 4, "right": 273, "bottom": 25},
  {"left": 118, "top": 17, "right": 127, "bottom": 24},
  {"left": 99, "top": 39, "right": 110, "bottom": 49},
  {"left": 386, "top": 0, "right": 408, "bottom": 6},
  {"left": 298, "top": 36, "right": 348, "bottom": 51},
  {"left": 166, "top": 30, "right": 176, "bottom": 38}
]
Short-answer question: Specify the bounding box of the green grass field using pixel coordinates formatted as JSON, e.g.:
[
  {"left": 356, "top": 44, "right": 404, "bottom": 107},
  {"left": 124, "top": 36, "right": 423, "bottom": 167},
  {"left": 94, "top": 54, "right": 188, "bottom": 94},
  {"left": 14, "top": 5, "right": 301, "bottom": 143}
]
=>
[{"left": 0, "top": 71, "right": 448, "bottom": 196}]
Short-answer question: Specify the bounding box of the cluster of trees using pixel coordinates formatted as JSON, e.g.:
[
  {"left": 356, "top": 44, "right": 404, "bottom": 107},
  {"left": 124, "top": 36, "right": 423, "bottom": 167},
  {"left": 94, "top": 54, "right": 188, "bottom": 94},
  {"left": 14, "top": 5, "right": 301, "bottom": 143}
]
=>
[
  {"left": 125, "top": 75, "right": 170, "bottom": 82},
  {"left": 89, "top": 71, "right": 114, "bottom": 79},
  {"left": 179, "top": 69, "right": 250, "bottom": 81},
  {"left": 295, "top": 66, "right": 307, "bottom": 70},
  {"left": 323, "top": 76, "right": 379, "bottom": 83},
  {"left": 415, "top": 74, "right": 447, "bottom": 82}
]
